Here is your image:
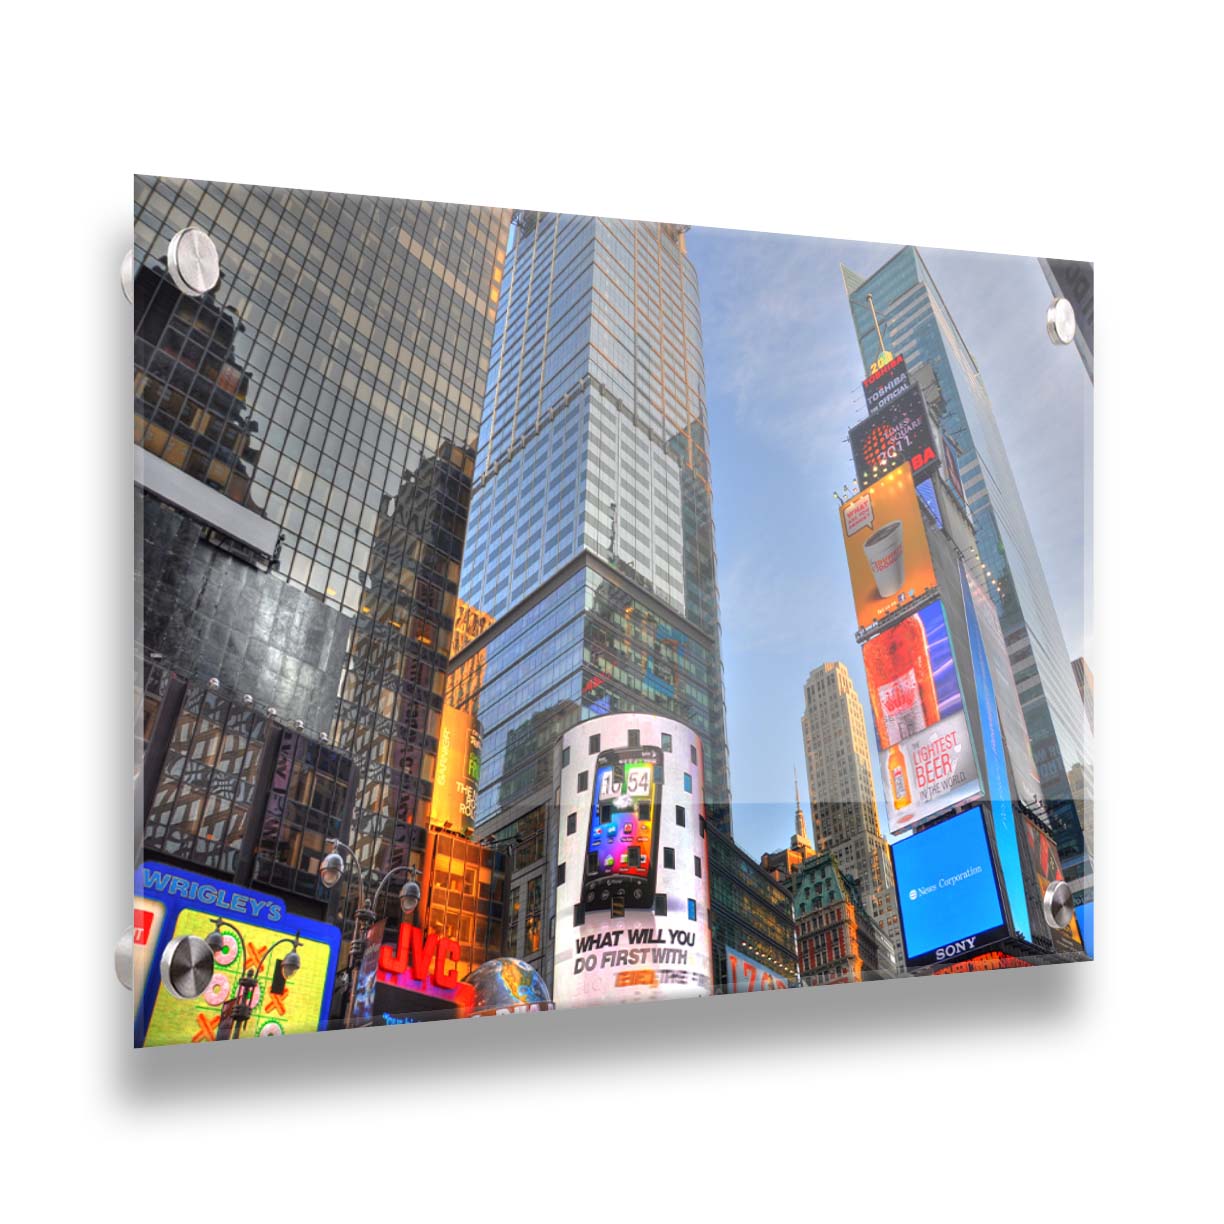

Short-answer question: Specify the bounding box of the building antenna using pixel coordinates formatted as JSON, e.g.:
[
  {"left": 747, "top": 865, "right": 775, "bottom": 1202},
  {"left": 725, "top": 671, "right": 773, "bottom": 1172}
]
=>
[
  {"left": 794, "top": 765, "right": 809, "bottom": 844},
  {"left": 866, "top": 292, "right": 894, "bottom": 373}
]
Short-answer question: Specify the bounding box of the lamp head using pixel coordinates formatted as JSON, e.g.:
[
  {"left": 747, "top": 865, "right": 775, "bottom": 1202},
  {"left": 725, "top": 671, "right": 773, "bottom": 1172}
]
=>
[
  {"left": 399, "top": 879, "right": 421, "bottom": 916},
  {"left": 319, "top": 850, "right": 345, "bottom": 888}
]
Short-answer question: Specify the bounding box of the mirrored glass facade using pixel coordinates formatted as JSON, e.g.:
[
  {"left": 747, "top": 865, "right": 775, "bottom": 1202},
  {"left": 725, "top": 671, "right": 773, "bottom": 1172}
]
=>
[
  {"left": 845, "top": 249, "right": 1092, "bottom": 888},
  {"left": 135, "top": 178, "right": 511, "bottom": 881},
  {"left": 456, "top": 214, "right": 732, "bottom": 832},
  {"left": 707, "top": 824, "right": 799, "bottom": 991}
]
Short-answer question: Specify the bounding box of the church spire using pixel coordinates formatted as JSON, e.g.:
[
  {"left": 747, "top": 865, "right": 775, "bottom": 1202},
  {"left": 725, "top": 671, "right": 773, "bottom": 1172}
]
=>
[{"left": 794, "top": 766, "right": 809, "bottom": 845}]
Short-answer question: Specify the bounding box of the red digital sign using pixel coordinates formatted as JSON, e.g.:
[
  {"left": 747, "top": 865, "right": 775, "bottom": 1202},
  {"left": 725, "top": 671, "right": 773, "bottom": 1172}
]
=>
[
  {"left": 934, "top": 952, "right": 1032, "bottom": 975},
  {"left": 725, "top": 948, "right": 790, "bottom": 992},
  {"left": 850, "top": 386, "right": 938, "bottom": 486},
  {"left": 377, "top": 925, "right": 476, "bottom": 1013}
]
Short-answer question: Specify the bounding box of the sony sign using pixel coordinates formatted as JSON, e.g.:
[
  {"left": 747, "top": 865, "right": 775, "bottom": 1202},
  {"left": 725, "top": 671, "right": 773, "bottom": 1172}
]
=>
[
  {"left": 889, "top": 806, "right": 1013, "bottom": 968},
  {"left": 934, "top": 935, "right": 978, "bottom": 962}
]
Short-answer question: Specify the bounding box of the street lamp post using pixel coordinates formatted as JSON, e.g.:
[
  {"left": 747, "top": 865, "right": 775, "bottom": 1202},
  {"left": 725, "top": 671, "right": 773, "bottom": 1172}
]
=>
[
  {"left": 205, "top": 919, "right": 302, "bottom": 1038},
  {"left": 318, "top": 839, "right": 421, "bottom": 1029}
]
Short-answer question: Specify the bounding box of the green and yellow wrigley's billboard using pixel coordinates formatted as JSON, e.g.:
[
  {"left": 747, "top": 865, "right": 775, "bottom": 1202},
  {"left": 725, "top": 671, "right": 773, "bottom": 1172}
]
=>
[{"left": 133, "top": 865, "right": 341, "bottom": 1048}]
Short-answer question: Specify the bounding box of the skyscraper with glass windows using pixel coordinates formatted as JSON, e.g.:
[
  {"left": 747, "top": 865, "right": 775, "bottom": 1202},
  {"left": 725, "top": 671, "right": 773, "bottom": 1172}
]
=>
[
  {"left": 842, "top": 249, "right": 1092, "bottom": 893},
  {"left": 454, "top": 212, "right": 733, "bottom": 838},
  {"left": 800, "top": 661, "right": 902, "bottom": 963},
  {"left": 134, "top": 178, "right": 511, "bottom": 926}
]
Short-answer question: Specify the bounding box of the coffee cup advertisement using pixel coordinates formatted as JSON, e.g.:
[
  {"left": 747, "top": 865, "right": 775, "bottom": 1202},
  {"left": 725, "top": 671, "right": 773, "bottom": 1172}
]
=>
[{"left": 840, "top": 465, "right": 937, "bottom": 630}]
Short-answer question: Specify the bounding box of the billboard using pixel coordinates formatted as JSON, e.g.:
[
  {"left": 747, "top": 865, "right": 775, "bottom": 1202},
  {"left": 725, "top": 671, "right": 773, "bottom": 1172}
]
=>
[
  {"left": 134, "top": 865, "right": 341, "bottom": 1046},
  {"left": 373, "top": 922, "right": 476, "bottom": 1019},
  {"left": 890, "top": 807, "right": 1011, "bottom": 968},
  {"left": 725, "top": 947, "right": 791, "bottom": 993},
  {"left": 349, "top": 918, "right": 386, "bottom": 1027},
  {"left": 849, "top": 386, "right": 938, "bottom": 487},
  {"left": 861, "top": 353, "right": 910, "bottom": 413},
  {"left": 553, "top": 712, "right": 713, "bottom": 1008},
  {"left": 430, "top": 704, "right": 481, "bottom": 835},
  {"left": 879, "top": 711, "right": 981, "bottom": 836},
  {"left": 960, "top": 562, "right": 1032, "bottom": 941},
  {"left": 1022, "top": 815, "right": 1085, "bottom": 957},
  {"left": 1076, "top": 902, "right": 1094, "bottom": 959},
  {"left": 841, "top": 465, "right": 937, "bottom": 631},
  {"left": 862, "top": 599, "right": 963, "bottom": 751},
  {"left": 934, "top": 952, "right": 1033, "bottom": 975}
]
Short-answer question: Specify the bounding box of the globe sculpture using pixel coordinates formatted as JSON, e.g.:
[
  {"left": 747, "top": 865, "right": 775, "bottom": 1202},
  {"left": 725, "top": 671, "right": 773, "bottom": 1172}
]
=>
[{"left": 463, "top": 957, "right": 554, "bottom": 1017}]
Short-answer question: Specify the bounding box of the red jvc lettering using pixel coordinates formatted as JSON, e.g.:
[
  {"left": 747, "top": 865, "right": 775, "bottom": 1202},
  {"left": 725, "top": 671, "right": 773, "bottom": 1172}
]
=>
[{"left": 378, "top": 925, "right": 461, "bottom": 990}]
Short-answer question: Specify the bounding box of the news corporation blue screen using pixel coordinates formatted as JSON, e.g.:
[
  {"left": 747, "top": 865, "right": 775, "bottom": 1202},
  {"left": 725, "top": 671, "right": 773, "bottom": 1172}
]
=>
[{"left": 893, "top": 807, "right": 1004, "bottom": 960}]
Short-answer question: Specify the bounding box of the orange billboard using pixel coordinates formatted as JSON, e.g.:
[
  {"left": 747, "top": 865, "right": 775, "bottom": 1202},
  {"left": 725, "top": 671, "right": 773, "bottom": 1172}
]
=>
[
  {"left": 840, "top": 464, "right": 937, "bottom": 631},
  {"left": 430, "top": 704, "right": 481, "bottom": 835}
]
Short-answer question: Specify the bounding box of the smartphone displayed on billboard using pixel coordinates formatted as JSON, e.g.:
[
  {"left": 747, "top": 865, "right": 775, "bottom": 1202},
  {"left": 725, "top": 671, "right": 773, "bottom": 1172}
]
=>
[{"left": 581, "top": 746, "right": 663, "bottom": 914}]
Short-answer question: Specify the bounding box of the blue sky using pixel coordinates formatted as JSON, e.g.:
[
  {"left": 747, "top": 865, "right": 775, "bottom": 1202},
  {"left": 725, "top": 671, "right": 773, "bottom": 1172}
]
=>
[{"left": 684, "top": 226, "right": 1092, "bottom": 864}]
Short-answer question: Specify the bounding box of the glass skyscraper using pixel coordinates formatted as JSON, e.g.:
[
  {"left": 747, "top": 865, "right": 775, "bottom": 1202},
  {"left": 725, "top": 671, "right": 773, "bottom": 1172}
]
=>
[
  {"left": 843, "top": 248, "right": 1092, "bottom": 889},
  {"left": 454, "top": 212, "right": 733, "bottom": 835},
  {"left": 134, "top": 178, "right": 511, "bottom": 897}
]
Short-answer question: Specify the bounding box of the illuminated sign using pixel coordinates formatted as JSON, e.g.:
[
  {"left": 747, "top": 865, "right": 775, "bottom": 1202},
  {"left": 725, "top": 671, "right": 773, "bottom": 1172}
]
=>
[
  {"left": 1022, "top": 815, "right": 1084, "bottom": 957},
  {"left": 553, "top": 713, "right": 713, "bottom": 1008},
  {"left": 890, "top": 807, "right": 1010, "bottom": 968},
  {"left": 862, "top": 354, "right": 910, "bottom": 413},
  {"left": 725, "top": 948, "right": 790, "bottom": 993},
  {"left": 862, "top": 599, "right": 963, "bottom": 752},
  {"left": 959, "top": 563, "right": 1031, "bottom": 943},
  {"left": 841, "top": 465, "right": 938, "bottom": 632},
  {"left": 1075, "top": 902, "right": 1094, "bottom": 959},
  {"left": 430, "top": 705, "right": 481, "bottom": 835},
  {"left": 879, "top": 711, "right": 982, "bottom": 836},
  {"left": 943, "top": 435, "right": 967, "bottom": 504},
  {"left": 849, "top": 387, "right": 938, "bottom": 486},
  {"left": 131, "top": 898, "right": 166, "bottom": 1005},
  {"left": 583, "top": 751, "right": 660, "bottom": 909},
  {"left": 134, "top": 865, "right": 341, "bottom": 1047},
  {"left": 376, "top": 924, "right": 476, "bottom": 1014},
  {"left": 934, "top": 952, "right": 1033, "bottom": 975},
  {"left": 349, "top": 918, "right": 386, "bottom": 1027}
]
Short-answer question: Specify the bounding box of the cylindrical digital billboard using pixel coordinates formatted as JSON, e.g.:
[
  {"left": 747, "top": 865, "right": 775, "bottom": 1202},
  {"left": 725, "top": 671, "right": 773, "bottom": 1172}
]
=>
[{"left": 553, "top": 712, "right": 713, "bottom": 1008}]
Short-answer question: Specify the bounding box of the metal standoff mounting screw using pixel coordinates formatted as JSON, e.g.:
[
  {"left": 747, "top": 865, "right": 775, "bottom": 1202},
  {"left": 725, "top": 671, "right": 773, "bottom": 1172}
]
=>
[
  {"left": 242, "top": 694, "right": 254, "bottom": 706},
  {"left": 207, "top": 677, "right": 221, "bottom": 690},
  {"left": 166, "top": 226, "right": 221, "bottom": 297},
  {"left": 114, "top": 929, "right": 135, "bottom": 990},
  {"left": 1046, "top": 297, "right": 1076, "bottom": 346},
  {"left": 121, "top": 249, "right": 135, "bottom": 303},
  {"left": 159, "top": 935, "right": 216, "bottom": 1000},
  {"left": 266, "top": 706, "right": 278, "bottom": 717},
  {"left": 1043, "top": 879, "right": 1076, "bottom": 930},
  {"left": 295, "top": 719, "right": 305, "bottom": 731}
]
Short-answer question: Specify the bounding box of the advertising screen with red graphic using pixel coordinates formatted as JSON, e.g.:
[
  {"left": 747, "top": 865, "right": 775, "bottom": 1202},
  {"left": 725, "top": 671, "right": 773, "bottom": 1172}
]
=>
[
  {"left": 849, "top": 386, "right": 939, "bottom": 487},
  {"left": 725, "top": 947, "right": 791, "bottom": 992}
]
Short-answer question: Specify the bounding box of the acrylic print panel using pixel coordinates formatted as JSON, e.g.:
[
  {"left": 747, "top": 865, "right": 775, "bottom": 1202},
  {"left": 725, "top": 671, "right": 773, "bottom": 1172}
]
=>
[{"left": 129, "top": 178, "right": 1093, "bottom": 1046}]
